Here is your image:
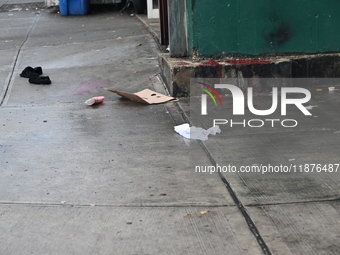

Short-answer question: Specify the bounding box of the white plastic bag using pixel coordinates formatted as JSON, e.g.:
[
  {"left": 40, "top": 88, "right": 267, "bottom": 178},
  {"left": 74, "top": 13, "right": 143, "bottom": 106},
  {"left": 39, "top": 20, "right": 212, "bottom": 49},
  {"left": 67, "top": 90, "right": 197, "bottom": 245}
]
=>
[{"left": 174, "top": 123, "right": 221, "bottom": 141}]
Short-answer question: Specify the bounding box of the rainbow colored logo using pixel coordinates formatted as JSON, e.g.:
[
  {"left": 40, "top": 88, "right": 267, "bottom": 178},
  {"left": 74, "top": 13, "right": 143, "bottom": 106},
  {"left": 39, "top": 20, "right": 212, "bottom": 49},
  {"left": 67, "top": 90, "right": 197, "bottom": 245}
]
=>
[{"left": 197, "top": 82, "right": 223, "bottom": 106}]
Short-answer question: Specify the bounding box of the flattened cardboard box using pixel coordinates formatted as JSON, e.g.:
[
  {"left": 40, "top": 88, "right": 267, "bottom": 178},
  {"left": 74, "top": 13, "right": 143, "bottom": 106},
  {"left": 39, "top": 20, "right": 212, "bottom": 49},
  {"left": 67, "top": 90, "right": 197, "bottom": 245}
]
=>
[{"left": 108, "top": 89, "right": 178, "bottom": 104}]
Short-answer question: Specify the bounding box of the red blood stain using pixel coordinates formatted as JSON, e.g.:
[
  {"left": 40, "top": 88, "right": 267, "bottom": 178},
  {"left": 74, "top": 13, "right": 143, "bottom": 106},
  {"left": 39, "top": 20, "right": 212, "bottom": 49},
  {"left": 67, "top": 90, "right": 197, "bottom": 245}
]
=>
[
  {"left": 176, "top": 62, "right": 190, "bottom": 65},
  {"left": 217, "top": 66, "right": 223, "bottom": 78},
  {"left": 201, "top": 60, "right": 220, "bottom": 66},
  {"left": 70, "top": 78, "right": 109, "bottom": 96},
  {"left": 226, "top": 60, "right": 271, "bottom": 65}
]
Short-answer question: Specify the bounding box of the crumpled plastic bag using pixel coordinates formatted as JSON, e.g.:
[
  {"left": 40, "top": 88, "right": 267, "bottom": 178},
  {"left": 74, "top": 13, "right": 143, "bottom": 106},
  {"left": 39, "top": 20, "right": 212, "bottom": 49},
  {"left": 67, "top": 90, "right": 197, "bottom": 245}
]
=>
[{"left": 174, "top": 123, "right": 221, "bottom": 141}]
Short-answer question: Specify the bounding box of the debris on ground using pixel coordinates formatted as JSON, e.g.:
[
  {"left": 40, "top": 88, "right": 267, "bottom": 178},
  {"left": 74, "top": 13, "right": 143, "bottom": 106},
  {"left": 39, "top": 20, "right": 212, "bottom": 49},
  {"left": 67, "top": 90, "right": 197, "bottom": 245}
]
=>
[
  {"left": 316, "top": 87, "right": 340, "bottom": 92},
  {"left": 20, "top": 66, "right": 51, "bottom": 85},
  {"left": 305, "top": 105, "right": 317, "bottom": 110},
  {"left": 85, "top": 96, "right": 105, "bottom": 105},
  {"left": 10, "top": 8, "right": 22, "bottom": 11},
  {"left": 174, "top": 123, "right": 221, "bottom": 141},
  {"left": 108, "top": 89, "right": 178, "bottom": 104},
  {"left": 183, "top": 214, "right": 193, "bottom": 219}
]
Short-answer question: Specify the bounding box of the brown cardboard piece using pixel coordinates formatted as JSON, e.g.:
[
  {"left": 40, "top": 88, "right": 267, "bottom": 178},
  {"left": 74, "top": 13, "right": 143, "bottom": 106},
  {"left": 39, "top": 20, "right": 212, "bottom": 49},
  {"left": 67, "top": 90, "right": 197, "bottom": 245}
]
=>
[{"left": 108, "top": 88, "right": 178, "bottom": 104}]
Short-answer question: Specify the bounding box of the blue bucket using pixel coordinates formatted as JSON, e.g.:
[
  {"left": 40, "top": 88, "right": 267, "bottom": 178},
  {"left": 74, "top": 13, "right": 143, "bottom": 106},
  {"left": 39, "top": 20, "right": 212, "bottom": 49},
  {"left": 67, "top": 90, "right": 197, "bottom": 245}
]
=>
[{"left": 59, "top": 0, "right": 89, "bottom": 16}]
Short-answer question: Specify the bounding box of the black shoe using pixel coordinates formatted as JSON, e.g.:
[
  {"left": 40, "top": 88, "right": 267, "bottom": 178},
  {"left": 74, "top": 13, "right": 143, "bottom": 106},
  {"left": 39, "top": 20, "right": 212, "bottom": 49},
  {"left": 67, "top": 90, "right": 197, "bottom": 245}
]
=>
[
  {"left": 29, "top": 75, "right": 51, "bottom": 85},
  {"left": 20, "top": 66, "right": 43, "bottom": 78}
]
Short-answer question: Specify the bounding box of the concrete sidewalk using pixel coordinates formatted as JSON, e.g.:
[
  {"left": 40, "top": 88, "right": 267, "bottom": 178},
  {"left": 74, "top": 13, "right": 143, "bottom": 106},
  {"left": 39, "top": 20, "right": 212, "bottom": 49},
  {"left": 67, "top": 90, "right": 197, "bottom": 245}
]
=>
[
  {"left": 0, "top": 2, "right": 263, "bottom": 255},
  {"left": 0, "top": 1, "right": 339, "bottom": 255}
]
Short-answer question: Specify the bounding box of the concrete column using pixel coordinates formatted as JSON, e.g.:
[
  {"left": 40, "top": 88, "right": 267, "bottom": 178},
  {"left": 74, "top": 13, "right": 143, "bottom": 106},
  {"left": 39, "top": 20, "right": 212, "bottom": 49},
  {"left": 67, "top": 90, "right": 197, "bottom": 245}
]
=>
[{"left": 168, "top": 0, "right": 188, "bottom": 57}]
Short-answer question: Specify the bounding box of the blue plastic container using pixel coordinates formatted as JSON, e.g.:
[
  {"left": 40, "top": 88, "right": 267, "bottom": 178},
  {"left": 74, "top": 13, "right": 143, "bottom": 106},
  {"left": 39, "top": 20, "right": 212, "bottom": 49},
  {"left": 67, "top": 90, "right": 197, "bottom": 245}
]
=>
[{"left": 59, "top": 0, "right": 89, "bottom": 16}]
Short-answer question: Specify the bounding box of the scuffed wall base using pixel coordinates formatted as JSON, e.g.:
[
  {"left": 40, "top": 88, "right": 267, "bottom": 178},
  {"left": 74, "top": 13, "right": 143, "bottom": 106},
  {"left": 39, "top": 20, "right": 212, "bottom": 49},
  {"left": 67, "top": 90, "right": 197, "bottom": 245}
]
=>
[{"left": 159, "top": 53, "right": 340, "bottom": 97}]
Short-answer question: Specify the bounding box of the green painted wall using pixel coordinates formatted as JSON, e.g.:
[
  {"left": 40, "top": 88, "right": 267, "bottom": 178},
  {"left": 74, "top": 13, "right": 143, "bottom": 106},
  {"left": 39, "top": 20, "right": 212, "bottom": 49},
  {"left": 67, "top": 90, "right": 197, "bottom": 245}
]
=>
[{"left": 185, "top": 0, "right": 340, "bottom": 58}]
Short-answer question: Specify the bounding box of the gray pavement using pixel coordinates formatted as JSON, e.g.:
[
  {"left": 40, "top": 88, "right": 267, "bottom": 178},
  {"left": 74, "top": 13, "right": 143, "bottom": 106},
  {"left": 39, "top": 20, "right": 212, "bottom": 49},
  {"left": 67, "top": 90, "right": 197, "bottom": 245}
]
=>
[
  {"left": 189, "top": 85, "right": 340, "bottom": 254},
  {"left": 0, "top": 3, "right": 262, "bottom": 255},
  {"left": 0, "top": 2, "right": 339, "bottom": 255}
]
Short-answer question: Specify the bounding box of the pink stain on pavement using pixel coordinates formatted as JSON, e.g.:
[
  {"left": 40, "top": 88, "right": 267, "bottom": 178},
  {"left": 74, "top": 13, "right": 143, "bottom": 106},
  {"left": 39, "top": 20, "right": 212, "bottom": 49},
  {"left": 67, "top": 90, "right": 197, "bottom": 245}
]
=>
[{"left": 70, "top": 78, "right": 109, "bottom": 96}]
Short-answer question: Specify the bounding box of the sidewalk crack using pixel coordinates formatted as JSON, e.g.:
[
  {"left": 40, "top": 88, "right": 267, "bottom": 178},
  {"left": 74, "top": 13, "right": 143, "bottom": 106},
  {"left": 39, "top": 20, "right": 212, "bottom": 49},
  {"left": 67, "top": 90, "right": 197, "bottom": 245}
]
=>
[
  {"left": 245, "top": 197, "right": 340, "bottom": 207},
  {"left": 0, "top": 15, "right": 39, "bottom": 106},
  {"left": 170, "top": 99, "right": 273, "bottom": 255}
]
